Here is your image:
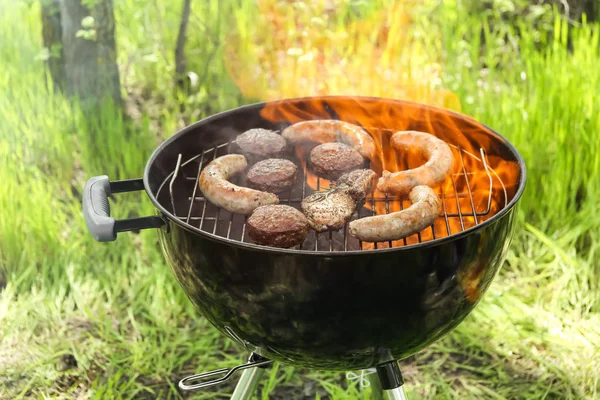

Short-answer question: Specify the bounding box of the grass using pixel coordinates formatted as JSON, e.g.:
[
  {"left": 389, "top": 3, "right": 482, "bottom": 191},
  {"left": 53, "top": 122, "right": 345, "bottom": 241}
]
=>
[{"left": 0, "top": 0, "right": 599, "bottom": 399}]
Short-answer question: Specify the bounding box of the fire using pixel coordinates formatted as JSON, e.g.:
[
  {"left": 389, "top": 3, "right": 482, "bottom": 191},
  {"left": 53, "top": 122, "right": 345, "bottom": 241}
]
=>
[
  {"left": 224, "top": 0, "right": 461, "bottom": 111},
  {"left": 222, "top": 1, "right": 521, "bottom": 245},
  {"left": 260, "top": 97, "right": 522, "bottom": 248}
]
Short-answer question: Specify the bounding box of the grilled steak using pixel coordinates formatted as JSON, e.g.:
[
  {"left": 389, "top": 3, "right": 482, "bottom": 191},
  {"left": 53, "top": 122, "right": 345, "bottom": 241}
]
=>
[
  {"left": 301, "top": 169, "right": 377, "bottom": 232},
  {"left": 337, "top": 169, "right": 377, "bottom": 202},
  {"left": 246, "top": 158, "right": 298, "bottom": 193},
  {"left": 309, "top": 142, "right": 364, "bottom": 181},
  {"left": 247, "top": 205, "right": 309, "bottom": 248}
]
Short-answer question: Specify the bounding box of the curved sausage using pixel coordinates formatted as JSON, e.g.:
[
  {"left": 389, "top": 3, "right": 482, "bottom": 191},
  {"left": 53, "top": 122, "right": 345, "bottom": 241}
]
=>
[
  {"left": 348, "top": 185, "right": 441, "bottom": 242},
  {"left": 281, "top": 120, "right": 377, "bottom": 160},
  {"left": 199, "top": 154, "right": 279, "bottom": 215},
  {"left": 377, "top": 131, "right": 454, "bottom": 195}
]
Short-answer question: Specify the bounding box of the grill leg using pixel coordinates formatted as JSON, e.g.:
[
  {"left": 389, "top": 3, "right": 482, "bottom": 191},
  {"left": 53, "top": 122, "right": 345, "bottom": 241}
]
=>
[
  {"left": 376, "top": 361, "right": 408, "bottom": 400},
  {"left": 231, "top": 365, "right": 267, "bottom": 400}
]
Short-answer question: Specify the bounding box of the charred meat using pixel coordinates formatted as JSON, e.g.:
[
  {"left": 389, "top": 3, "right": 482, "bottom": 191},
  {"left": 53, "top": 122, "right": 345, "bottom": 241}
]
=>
[
  {"left": 301, "top": 169, "right": 376, "bottom": 232},
  {"left": 247, "top": 205, "right": 309, "bottom": 248},
  {"left": 246, "top": 158, "right": 298, "bottom": 193},
  {"left": 309, "top": 142, "right": 364, "bottom": 181},
  {"left": 233, "top": 128, "right": 288, "bottom": 162}
]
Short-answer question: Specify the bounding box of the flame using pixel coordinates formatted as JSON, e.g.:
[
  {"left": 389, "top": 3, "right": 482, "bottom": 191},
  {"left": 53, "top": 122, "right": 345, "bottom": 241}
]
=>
[
  {"left": 224, "top": 0, "right": 461, "bottom": 111},
  {"left": 223, "top": 1, "right": 521, "bottom": 243},
  {"left": 260, "top": 97, "right": 521, "bottom": 249}
]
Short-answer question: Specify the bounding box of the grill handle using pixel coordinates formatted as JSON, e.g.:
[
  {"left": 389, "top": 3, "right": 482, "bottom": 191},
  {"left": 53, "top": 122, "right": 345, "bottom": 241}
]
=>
[{"left": 82, "top": 175, "right": 165, "bottom": 242}]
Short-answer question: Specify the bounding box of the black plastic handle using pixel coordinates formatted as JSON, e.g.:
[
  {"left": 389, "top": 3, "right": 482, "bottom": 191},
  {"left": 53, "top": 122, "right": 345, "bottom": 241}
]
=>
[{"left": 82, "top": 175, "right": 165, "bottom": 242}]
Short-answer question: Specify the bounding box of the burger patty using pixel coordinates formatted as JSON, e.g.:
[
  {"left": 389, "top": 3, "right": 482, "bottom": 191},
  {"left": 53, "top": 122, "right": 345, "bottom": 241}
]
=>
[
  {"left": 246, "top": 158, "right": 298, "bottom": 193},
  {"left": 309, "top": 142, "right": 364, "bottom": 181},
  {"left": 233, "top": 128, "right": 288, "bottom": 161},
  {"left": 247, "top": 205, "right": 309, "bottom": 248}
]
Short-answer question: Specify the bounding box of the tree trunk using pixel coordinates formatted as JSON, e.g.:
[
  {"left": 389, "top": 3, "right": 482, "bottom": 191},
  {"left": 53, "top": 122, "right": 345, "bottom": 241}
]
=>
[
  {"left": 175, "top": 0, "right": 192, "bottom": 90},
  {"left": 59, "top": 0, "right": 122, "bottom": 109},
  {"left": 41, "top": 0, "right": 65, "bottom": 91}
]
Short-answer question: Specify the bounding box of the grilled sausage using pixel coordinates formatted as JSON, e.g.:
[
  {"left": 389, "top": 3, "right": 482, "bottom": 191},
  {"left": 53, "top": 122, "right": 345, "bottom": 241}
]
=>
[
  {"left": 246, "top": 158, "right": 298, "bottom": 193},
  {"left": 247, "top": 205, "right": 309, "bottom": 248},
  {"left": 199, "top": 154, "right": 279, "bottom": 215},
  {"left": 281, "top": 120, "right": 377, "bottom": 160},
  {"left": 309, "top": 142, "right": 364, "bottom": 181},
  {"left": 233, "top": 128, "right": 288, "bottom": 162},
  {"left": 348, "top": 185, "right": 441, "bottom": 242},
  {"left": 377, "top": 131, "right": 454, "bottom": 195}
]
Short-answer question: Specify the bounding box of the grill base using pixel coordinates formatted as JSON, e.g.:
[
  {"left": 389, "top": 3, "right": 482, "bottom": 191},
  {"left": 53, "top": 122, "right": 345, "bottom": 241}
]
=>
[{"left": 179, "top": 352, "right": 407, "bottom": 400}]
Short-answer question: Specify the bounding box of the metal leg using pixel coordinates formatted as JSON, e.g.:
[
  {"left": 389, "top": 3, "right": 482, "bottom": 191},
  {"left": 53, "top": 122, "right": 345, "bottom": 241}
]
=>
[
  {"left": 376, "top": 361, "right": 408, "bottom": 400},
  {"left": 384, "top": 386, "right": 408, "bottom": 400},
  {"left": 231, "top": 365, "right": 266, "bottom": 400}
]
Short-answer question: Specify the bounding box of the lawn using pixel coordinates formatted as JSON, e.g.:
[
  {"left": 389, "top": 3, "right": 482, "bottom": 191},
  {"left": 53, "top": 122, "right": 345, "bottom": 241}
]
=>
[{"left": 1, "top": 0, "right": 599, "bottom": 399}]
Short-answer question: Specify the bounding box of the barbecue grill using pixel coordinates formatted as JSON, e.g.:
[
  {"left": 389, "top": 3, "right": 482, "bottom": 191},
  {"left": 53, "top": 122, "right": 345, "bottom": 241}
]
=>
[{"left": 83, "top": 96, "right": 526, "bottom": 399}]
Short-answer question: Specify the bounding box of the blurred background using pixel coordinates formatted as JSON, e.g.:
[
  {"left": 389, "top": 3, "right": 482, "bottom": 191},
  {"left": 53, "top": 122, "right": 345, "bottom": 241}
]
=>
[{"left": 0, "top": 0, "right": 599, "bottom": 398}]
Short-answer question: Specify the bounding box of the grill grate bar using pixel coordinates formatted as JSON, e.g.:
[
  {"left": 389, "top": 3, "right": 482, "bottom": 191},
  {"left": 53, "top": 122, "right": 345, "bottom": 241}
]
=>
[
  {"left": 185, "top": 193, "right": 488, "bottom": 218},
  {"left": 384, "top": 193, "right": 393, "bottom": 248},
  {"left": 160, "top": 140, "right": 507, "bottom": 252},
  {"left": 459, "top": 146, "right": 479, "bottom": 226},
  {"left": 186, "top": 152, "right": 204, "bottom": 224},
  {"left": 315, "top": 177, "right": 321, "bottom": 251},
  {"left": 450, "top": 161, "right": 466, "bottom": 232},
  {"left": 200, "top": 145, "right": 221, "bottom": 230},
  {"left": 440, "top": 185, "right": 452, "bottom": 236},
  {"left": 370, "top": 189, "right": 378, "bottom": 250},
  {"left": 169, "top": 154, "right": 183, "bottom": 216}
]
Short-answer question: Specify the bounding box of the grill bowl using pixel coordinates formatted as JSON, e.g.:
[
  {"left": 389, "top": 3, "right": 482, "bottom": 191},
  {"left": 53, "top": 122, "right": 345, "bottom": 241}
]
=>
[{"left": 100, "top": 96, "right": 526, "bottom": 370}]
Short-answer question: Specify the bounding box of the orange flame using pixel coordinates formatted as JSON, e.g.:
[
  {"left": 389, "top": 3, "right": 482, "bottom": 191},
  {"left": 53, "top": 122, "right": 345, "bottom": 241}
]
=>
[
  {"left": 224, "top": 0, "right": 461, "bottom": 111},
  {"left": 260, "top": 97, "right": 521, "bottom": 250}
]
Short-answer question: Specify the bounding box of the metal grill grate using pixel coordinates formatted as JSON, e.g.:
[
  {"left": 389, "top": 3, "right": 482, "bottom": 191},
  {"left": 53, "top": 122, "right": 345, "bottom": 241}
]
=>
[{"left": 156, "top": 136, "right": 508, "bottom": 252}]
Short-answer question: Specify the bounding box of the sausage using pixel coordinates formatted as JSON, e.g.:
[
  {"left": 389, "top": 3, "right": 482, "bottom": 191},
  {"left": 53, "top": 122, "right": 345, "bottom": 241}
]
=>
[
  {"left": 348, "top": 185, "right": 441, "bottom": 242},
  {"left": 281, "top": 120, "right": 376, "bottom": 160},
  {"left": 309, "top": 142, "right": 364, "bottom": 181},
  {"left": 377, "top": 131, "right": 454, "bottom": 195},
  {"left": 246, "top": 158, "right": 298, "bottom": 193},
  {"left": 199, "top": 154, "right": 279, "bottom": 215},
  {"left": 247, "top": 205, "right": 309, "bottom": 248}
]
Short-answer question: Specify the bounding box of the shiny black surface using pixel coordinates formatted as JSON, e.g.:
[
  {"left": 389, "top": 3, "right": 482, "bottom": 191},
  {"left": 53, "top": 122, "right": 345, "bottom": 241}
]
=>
[
  {"left": 143, "top": 96, "right": 526, "bottom": 370},
  {"left": 158, "top": 206, "right": 517, "bottom": 370}
]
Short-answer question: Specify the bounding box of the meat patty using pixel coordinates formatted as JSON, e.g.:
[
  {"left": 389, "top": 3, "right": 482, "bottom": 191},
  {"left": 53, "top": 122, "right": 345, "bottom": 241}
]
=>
[
  {"left": 199, "top": 154, "right": 279, "bottom": 215},
  {"left": 301, "top": 169, "right": 376, "bottom": 232},
  {"left": 247, "top": 205, "right": 309, "bottom": 248},
  {"left": 309, "top": 142, "right": 364, "bottom": 181},
  {"left": 349, "top": 185, "right": 441, "bottom": 242},
  {"left": 233, "top": 128, "right": 288, "bottom": 162},
  {"left": 377, "top": 131, "right": 454, "bottom": 195},
  {"left": 246, "top": 158, "right": 298, "bottom": 193}
]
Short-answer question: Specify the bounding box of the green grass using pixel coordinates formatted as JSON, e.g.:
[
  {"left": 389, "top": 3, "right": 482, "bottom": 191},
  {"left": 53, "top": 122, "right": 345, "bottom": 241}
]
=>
[{"left": 1, "top": 0, "right": 599, "bottom": 399}]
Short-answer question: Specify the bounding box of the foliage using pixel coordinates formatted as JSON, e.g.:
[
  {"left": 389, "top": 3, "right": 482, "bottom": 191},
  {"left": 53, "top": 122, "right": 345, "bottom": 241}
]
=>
[{"left": 1, "top": 0, "right": 599, "bottom": 399}]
